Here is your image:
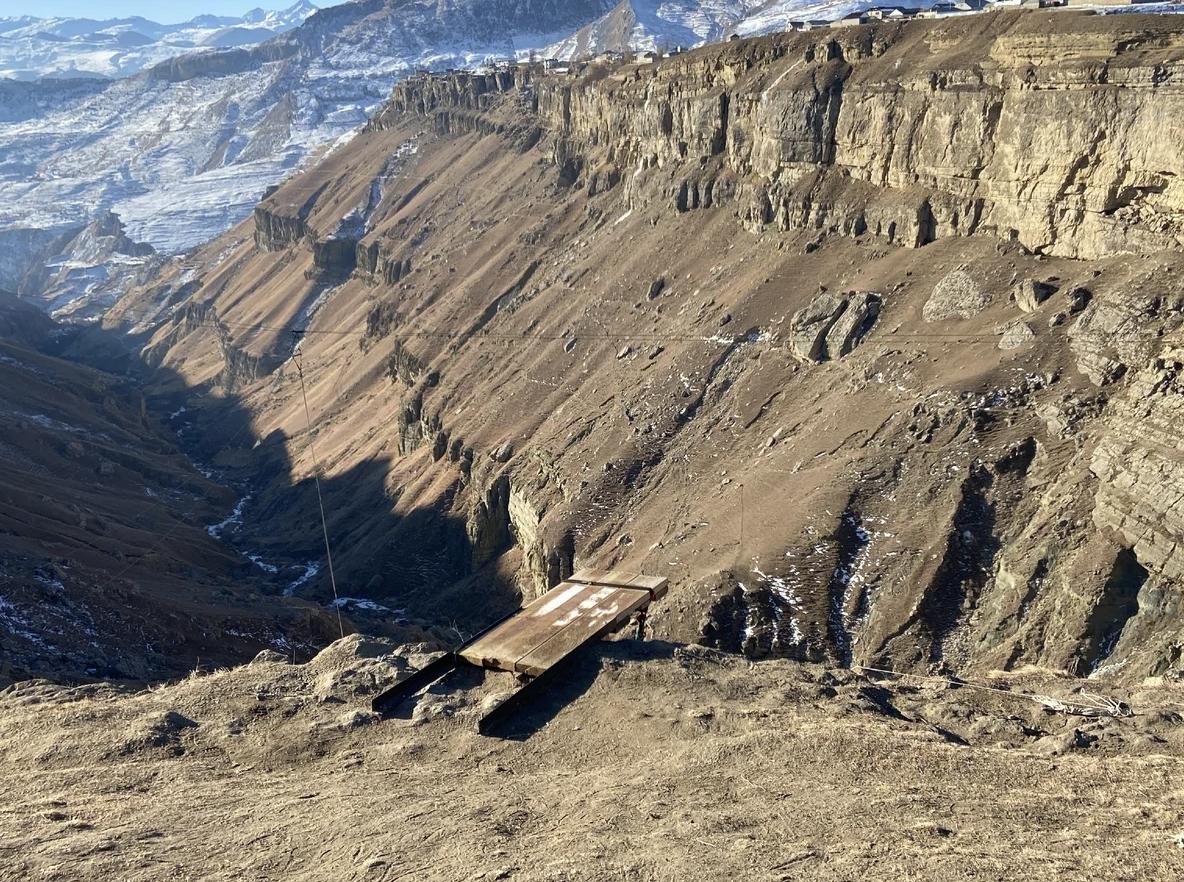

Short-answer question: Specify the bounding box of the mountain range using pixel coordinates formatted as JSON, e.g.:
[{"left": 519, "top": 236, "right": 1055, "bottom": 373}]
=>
[
  {"left": 0, "top": 0, "right": 879, "bottom": 318},
  {"left": 0, "top": 2, "right": 320, "bottom": 81}
]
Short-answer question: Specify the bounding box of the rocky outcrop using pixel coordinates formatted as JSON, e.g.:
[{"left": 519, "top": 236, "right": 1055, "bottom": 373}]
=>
[
  {"left": 309, "top": 236, "right": 357, "bottom": 280},
  {"left": 1091, "top": 337, "right": 1184, "bottom": 581},
  {"left": 789, "top": 290, "right": 879, "bottom": 363},
  {"left": 146, "top": 302, "right": 284, "bottom": 390},
  {"left": 388, "top": 351, "right": 572, "bottom": 600},
  {"left": 507, "top": 485, "right": 573, "bottom": 599},
  {"left": 1070, "top": 287, "right": 1184, "bottom": 386},
  {"left": 254, "top": 205, "right": 308, "bottom": 252},
  {"left": 468, "top": 474, "right": 513, "bottom": 571},
  {"left": 364, "top": 15, "right": 1184, "bottom": 260},
  {"left": 379, "top": 68, "right": 530, "bottom": 121},
  {"left": 357, "top": 241, "right": 412, "bottom": 286},
  {"left": 374, "top": 68, "right": 543, "bottom": 150}
]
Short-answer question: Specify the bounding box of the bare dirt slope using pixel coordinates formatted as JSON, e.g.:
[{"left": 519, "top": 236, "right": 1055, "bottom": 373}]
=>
[{"left": 1, "top": 636, "right": 1183, "bottom": 881}]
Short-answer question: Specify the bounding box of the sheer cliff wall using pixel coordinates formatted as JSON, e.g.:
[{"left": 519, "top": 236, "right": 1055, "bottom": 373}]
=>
[{"left": 381, "top": 13, "right": 1184, "bottom": 260}]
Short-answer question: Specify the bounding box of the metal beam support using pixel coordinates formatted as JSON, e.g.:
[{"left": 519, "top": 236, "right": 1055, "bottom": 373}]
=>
[
  {"left": 476, "top": 661, "right": 569, "bottom": 737},
  {"left": 371, "top": 652, "right": 458, "bottom": 716}
]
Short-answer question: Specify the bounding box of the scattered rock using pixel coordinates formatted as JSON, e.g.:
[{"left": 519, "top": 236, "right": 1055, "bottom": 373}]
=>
[
  {"left": 909, "top": 821, "right": 955, "bottom": 838},
  {"left": 491, "top": 442, "right": 513, "bottom": 463},
  {"left": 1033, "top": 727, "right": 1098, "bottom": 756},
  {"left": 1066, "top": 286, "right": 1092, "bottom": 314},
  {"left": 412, "top": 695, "right": 459, "bottom": 725},
  {"left": 480, "top": 693, "right": 513, "bottom": 716},
  {"left": 616, "top": 346, "right": 632, "bottom": 359},
  {"left": 998, "top": 321, "right": 1036, "bottom": 350},
  {"left": 250, "top": 649, "right": 288, "bottom": 666},
  {"left": 158, "top": 710, "right": 198, "bottom": 732},
  {"left": 336, "top": 710, "right": 379, "bottom": 730},
  {"left": 1143, "top": 709, "right": 1184, "bottom": 727},
  {"left": 1036, "top": 403, "right": 1070, "bottom": 437},
  {"left": 646, "top": 277, "right": 665, "bottom": 299},
  {"left": 121, "top": 710, "right": 199, "bottom": 755},
  {"left": 563, "top": 337, "right": 576, "bottom": 353}
]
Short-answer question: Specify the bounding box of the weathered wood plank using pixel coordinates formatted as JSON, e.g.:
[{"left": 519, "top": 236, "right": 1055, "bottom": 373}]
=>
[
  {"left": 458, "top": 571, "right": 667, "bottom": 675},
  {"left": 512, "top": 586, "right": 652, "bottom": 677},
  {"left": 625, "top": 574, "right": 669, "bottom": 599},
  {"left": 568, "top": 569, "right": 669, "bottom": 598},
  {"left": 568, "top": 568, "right": 640, "bottom": 587},
  {"left": 459, "top": 581, "right": 591, "bottom": 671}
]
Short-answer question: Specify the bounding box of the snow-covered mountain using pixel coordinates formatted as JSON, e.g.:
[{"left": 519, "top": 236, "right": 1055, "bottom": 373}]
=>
[
  {"left": 0, "top": 2, "right": 320, "bottom": 81},
  {"left": 0, "top": 0, "right": 884, "bottom": 316},
  {"left": 544, "top": 0, "right": 874, "bottom": 58},
  {"left": 0, "top": 0, "right": 624, "bottom": 311}
]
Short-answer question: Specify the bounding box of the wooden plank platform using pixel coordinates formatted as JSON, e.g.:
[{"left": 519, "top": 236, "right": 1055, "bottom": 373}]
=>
[{"left": 458, "top": 571, "right": 668, "bottom": 678}]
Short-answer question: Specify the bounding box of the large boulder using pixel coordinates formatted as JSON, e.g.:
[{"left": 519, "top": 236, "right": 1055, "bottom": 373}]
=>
[
  {"left": 1011, "top": 279, "right": 1057, "bottom": 313},
  {"left": 825, "top": 292, "right": 881, "bottom": 358},
  {"left": 306, "top": 635, "right": 413, "bottom": 703},
  {"left": 789, "top": 290, "right": 847, "bottom": 362},
  {"left": 998, "top": 320, "right": 1036, "bottom": 350},
  {"left": 924, "top": 269, "right": 988, "bottom": 321},
  {"left": 789, "top": 291, "right": 879, "bottom": 363}
]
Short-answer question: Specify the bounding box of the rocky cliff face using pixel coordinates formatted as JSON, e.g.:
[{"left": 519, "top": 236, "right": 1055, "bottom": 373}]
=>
[
  {"left": 1092, "top": 336, "right": 1184, "bottom": 583},
  {"left": 109, "top": 12, "right": 1184, "bottom": 686},
  {"left": 253, "top": 205, "right": 309, "bottom": 252},
  {"left": 527, "top": 15, "right": 1184, "bottom": 259}
]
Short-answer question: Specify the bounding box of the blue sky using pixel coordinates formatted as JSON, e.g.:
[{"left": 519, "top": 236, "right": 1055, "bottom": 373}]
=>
[{"left": 0, "top": 1, "right": 327, "bottom": 23}]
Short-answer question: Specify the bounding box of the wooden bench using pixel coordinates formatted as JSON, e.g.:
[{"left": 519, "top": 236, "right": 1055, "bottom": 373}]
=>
[
  {"left": 372, "top": 569, "right": 668, "bottom": 734},
  {"left": 459, "top": 570, "right": 668, "bottom": 677}
]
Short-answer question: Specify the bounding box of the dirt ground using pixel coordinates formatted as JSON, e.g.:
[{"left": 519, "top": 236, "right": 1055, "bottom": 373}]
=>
[{"left": 2, "top": 635, "right": 1182, "bottom": 881}]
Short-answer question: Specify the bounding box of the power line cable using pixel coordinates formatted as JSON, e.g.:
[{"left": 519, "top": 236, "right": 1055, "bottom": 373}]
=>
[
  {"left": 292, "top": 333, "right": 345, "bottom": 639},
  {"left": 111, "top": 309, "right": 1034, "bottom": 344}
]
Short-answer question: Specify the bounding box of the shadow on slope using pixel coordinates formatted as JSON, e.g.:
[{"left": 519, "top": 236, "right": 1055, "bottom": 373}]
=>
[{"left": 0, "top": 296, "right": 521, "bottom": 686}]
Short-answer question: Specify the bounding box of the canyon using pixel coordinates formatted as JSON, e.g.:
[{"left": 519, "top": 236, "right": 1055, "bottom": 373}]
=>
[
  {"left": 83, "top": 9, "right": 1184, "bottom": 686},
  {"left": 4, "top": 10, "right": 1184, "bottom": 880}
]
